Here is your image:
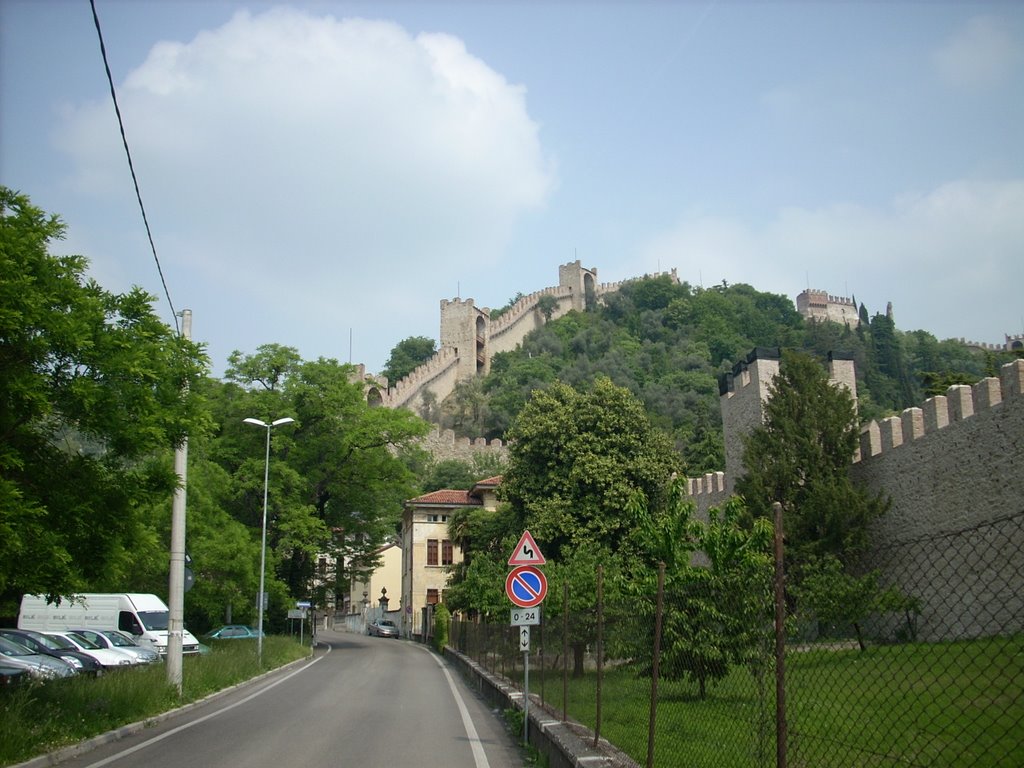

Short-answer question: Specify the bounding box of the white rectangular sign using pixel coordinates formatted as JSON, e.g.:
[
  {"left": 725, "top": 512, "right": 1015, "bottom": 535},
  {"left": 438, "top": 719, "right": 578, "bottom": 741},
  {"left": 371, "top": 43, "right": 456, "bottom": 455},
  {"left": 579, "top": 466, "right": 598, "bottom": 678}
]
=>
[
  {"left": 511, "top": 607, "right": 541, "bottom": 626},
  {"left": 519, "top": 626, "right": 530, "bottom": 652}
]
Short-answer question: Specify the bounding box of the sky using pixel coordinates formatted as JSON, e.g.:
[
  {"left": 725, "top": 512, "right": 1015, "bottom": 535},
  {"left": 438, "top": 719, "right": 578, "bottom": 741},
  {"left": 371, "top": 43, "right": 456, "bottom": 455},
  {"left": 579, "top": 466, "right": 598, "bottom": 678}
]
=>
[{"left": 2, "top": 1, "right": 1022, "bottom": 376}]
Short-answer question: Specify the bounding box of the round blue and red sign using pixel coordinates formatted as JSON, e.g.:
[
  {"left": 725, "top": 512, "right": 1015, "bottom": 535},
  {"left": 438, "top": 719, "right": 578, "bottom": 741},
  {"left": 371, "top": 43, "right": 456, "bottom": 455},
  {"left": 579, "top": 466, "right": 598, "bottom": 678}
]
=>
[{"left": 505, "top": 566, "right": 548, "bottom": 608}]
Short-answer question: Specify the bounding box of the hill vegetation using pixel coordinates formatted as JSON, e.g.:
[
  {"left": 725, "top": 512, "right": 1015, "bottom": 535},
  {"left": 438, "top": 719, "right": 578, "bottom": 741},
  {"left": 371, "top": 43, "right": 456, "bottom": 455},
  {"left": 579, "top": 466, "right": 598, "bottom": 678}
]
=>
[{"left": 431, "top": 275, "right": 1018, "bottom": 476}]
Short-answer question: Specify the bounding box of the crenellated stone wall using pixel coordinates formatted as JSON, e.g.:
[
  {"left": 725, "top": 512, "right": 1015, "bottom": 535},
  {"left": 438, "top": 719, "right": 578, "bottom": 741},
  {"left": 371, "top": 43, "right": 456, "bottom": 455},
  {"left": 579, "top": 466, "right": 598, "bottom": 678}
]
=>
[
  {"left": 378, "top": 347, "right": 460, "bottom": 412},
  {"left": 706, "top": 351, "right": 1024, "bottom": 642},
  {"left": 849, "top": 360, "right": 1024, "bottom": 640},
  {"left": 417, "top": 427, "right": 509, "bottom": 464}
]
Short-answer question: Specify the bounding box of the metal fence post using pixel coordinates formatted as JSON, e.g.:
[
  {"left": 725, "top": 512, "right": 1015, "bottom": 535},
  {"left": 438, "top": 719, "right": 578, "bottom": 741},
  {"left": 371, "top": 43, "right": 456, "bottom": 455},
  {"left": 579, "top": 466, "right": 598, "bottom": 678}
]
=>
[
  {"left": 595, "top": 563, "right": 604, "bottom": 748},
  {"left": 563, "top": 581, "right": 569, "bottom": 722},
  {"left": 774, "top": 501, "right": 787, "bottom": 768},
  {"left": 646, "top": 562, "right": 665, "bottom": 768}
]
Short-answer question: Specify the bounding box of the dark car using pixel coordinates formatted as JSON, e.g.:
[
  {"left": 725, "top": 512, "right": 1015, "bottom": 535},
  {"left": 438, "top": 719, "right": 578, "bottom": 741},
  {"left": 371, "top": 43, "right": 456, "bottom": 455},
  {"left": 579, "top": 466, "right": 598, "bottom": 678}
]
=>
[
  {"left": 0, "top": 629, "right": 102, "bottom": 677},
  {"left": 367, "top": 619, "right": 399, "bottom": 638},
  {"left": 0, "top": 635, "right": 76, "bottom": 680}
]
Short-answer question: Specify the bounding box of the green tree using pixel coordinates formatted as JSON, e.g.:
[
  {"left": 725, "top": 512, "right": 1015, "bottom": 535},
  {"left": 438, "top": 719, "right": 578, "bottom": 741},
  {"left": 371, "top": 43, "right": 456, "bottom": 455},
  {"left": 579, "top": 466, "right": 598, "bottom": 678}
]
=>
[
  {"left": 0, "top": 187, "right": 208, "bottom": 611},
  {"left": 382, "top": 335, "right": 437, "bottom": 383},
  {"left": 432, "top": 602, "right": 450, "bottom": 651},
  {"left": 501, "top": 376, "right": 682, "bottom": 562},
  {"left": 537, "top": 293, "right": 558, "bottom": 321},
  {"left": 735, "top": 350, "right": 888, "bottom": 567},
  {"left": 621, "top": 491, "right": 774, "bottom": 700},
  {"left": 792, "top": 554, "right": 917, "bottom": 651}
]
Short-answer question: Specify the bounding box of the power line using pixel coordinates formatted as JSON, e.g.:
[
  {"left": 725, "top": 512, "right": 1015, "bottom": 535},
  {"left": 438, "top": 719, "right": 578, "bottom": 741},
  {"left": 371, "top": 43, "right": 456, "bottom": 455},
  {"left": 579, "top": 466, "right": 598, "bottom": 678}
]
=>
[{"left": 89, "top": 0, "right": 179, "bottom": 333}]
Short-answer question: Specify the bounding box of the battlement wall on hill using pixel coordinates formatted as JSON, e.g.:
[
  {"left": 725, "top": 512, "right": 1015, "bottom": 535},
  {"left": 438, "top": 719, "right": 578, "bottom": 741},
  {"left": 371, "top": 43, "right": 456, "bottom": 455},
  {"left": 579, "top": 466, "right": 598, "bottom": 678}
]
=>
[
  {"left": 488, "top": 285, "right": 575, "bottom": 355},
  {"left": 851, "top": 359, "right": 1024, "bottom": 641},
  {"left": 418, "top": 427, "right": 510, "bottom": 464},
  {"left": 708, "top": 352, "right": 1023, "bottom": 643},
  {"left": 381, "top": 347, "right": 460, "bottom": 411}
]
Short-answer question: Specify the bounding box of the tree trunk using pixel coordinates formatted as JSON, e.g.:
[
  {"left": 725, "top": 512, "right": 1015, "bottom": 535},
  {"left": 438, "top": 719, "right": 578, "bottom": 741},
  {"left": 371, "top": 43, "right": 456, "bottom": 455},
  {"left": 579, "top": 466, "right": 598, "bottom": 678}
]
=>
[{"left": 572, "top": 642, "right": 586, "bottom": 678}]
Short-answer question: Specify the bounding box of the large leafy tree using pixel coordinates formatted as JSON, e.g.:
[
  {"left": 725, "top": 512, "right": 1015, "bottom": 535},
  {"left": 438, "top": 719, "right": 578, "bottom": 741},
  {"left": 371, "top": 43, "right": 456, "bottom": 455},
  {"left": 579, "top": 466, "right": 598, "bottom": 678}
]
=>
[
  {"left": 735, "top": 349, "right": 887, "bottom": 567},
  {"left": 222, "top": 346, "right": 430, "bottom": 602},
  {"left": 0, "top": 187, "right": 207, "bottom": 610},
  {"left": 500, "top": 376, "right": 682, "bottom": 563}
]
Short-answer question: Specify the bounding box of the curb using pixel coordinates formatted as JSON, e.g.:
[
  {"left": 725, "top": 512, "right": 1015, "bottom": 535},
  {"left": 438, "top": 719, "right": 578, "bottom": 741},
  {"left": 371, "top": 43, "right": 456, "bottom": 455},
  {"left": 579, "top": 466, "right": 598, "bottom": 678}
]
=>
[{"left": 11, "top": 647, "right": 317, "bottom": 768}]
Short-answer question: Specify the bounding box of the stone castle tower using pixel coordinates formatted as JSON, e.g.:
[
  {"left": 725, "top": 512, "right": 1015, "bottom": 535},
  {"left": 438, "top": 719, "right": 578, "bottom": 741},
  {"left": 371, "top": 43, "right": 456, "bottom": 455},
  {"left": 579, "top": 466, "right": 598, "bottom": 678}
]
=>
[
  {"left": 796, "top": 289, "right": 859, "bottom": 328},
  {"left": 718, "top": 347, "right": 856, "bottom": 493}
]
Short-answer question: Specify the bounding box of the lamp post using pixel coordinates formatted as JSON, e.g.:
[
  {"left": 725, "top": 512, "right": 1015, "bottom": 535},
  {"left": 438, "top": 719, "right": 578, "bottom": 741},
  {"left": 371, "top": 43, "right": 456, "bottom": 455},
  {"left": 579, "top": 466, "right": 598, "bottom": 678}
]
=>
[{"left": 244, "top": 416, "right": 295, "bottom": 666}]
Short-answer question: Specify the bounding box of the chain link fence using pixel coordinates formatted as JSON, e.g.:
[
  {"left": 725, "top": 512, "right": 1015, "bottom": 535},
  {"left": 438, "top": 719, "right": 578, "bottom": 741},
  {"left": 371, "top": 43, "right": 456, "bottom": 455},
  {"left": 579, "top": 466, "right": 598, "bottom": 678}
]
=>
[{"left": 450, "top": 510, "right": 1024, "bottom": 767}]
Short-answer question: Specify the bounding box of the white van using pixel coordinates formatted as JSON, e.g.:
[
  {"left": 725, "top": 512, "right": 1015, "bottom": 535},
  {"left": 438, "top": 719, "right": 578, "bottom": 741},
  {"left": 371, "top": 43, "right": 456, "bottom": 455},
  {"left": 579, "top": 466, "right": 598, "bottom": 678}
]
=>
[{"left": 18, "top": 593, "right": 201, "bottom": 656}]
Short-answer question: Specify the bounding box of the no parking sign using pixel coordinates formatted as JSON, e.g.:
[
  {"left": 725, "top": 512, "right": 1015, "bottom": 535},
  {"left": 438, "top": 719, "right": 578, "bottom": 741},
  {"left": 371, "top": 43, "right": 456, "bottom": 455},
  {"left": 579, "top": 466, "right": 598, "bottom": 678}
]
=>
[{"left": 505, "top": 565, "right": 548, "bottom": 608}]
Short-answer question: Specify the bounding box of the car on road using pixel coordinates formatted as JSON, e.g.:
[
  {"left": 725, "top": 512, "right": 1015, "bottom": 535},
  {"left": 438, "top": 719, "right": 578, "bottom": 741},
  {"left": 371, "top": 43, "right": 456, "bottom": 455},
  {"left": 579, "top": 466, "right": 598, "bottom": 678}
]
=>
[
  {"left": 44, "top": 631, "right": 134, "bottom": 670},
  {"left": 0, "top": 628, "right": 102, "bottom": 676},
  {"left": 0, "top": 635, "right": 76, "bottom": 680},
  {"left": 204, "top": 625, "right": 262, "bottom": 640},
  {"left": 367, "top": 619, "right": 399, "bottom": 638},
  {"left": 71, "top": 629, "right": 160, "bottom": 664}
]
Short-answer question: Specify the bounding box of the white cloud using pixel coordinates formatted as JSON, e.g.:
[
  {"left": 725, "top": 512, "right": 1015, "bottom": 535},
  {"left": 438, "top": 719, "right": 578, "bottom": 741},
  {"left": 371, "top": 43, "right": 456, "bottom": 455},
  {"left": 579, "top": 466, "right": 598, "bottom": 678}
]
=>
[
  {"left": 933, "top": 15, "right": 1021, "bottom": 89},
  {"left": 636, "top": 180, "right": 1024, "bottom": 344},
  {"left": 52, "top": 8, "right": 555, "bottom": 370}
]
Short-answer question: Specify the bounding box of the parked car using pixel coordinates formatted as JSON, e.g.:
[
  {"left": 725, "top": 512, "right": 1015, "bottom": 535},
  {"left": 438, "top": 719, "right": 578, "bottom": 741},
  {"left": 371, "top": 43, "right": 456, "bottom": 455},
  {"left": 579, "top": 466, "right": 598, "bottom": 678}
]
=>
[
  {"left": 32, "top": 631, "right": 106, "bottom": 676},
  {"left": 204, "top": 625, "right": 262, "bottom": 640},
  {"left": 71, "top": 629, "right": 160, "bottom": 664},
  {"left": 0, "top": 628, "right": 101, "bottom": 676},
  {"left": 44, "top": 631, "right": 133, "bottom": 670},
  {"left": 0, "top": 662, "right": 29, "bottom": 686},
  {"left": 0, "top": 635, "right": 76, "bottom": 680},
  {"left": 367, "top": 619, "right": 399, "bottom": 638}
]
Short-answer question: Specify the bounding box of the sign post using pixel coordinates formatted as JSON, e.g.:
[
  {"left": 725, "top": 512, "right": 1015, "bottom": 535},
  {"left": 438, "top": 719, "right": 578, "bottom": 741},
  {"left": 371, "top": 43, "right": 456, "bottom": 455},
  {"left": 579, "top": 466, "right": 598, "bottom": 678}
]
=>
[{"left": 505, "top": 531, "right": 547, "bottom": 747}]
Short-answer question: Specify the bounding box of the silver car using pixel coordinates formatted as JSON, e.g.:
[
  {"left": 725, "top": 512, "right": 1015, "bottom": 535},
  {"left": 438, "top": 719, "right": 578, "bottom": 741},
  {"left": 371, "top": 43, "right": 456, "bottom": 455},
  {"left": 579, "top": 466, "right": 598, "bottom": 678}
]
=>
[
  {"left": 72, "top": 629, "right": 160, "bottom": 664},
  {"left": 0, "top": 635, "right": 76, "bottom": 680},
  {"left": 45, "top": 631, "right": 133, "bottom": 670},
  {"left": 367, "top": 619, "right": 400, "bottom": 638}
]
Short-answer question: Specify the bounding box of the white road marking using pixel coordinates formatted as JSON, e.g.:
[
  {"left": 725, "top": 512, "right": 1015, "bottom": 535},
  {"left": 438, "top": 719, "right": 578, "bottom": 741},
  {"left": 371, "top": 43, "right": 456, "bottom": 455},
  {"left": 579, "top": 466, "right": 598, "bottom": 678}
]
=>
[
  {"left": 422, "top": 646, "right": 492, "bottom": 768},
  {"left": 82, "top": 646, "right": 329, "bottom": 768}
]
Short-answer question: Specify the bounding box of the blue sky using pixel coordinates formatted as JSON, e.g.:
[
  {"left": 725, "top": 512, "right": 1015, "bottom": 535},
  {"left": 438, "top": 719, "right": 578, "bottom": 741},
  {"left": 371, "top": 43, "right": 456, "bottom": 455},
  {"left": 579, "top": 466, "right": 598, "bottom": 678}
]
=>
[{"left": 2, "top": 1, "right": 1022, "bottom": 375}]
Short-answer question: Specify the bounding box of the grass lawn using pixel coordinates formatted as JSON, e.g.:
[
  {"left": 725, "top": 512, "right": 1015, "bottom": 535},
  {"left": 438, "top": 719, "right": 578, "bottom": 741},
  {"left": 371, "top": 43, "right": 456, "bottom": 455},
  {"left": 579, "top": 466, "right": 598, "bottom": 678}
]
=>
[
  {"left": 530, "top": 635, "right": 1024, "bottom": 768},
  {"left": 0, "top": 636, "right": 310, "bottom": 767}
]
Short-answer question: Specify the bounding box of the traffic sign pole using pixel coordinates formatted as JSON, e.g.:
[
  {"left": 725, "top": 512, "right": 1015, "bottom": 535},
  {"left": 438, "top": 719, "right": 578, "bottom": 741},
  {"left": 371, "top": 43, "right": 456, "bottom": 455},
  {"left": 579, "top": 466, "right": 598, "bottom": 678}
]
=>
[{"left": 506, "top": 531, "right": 548, "bottom": 749}]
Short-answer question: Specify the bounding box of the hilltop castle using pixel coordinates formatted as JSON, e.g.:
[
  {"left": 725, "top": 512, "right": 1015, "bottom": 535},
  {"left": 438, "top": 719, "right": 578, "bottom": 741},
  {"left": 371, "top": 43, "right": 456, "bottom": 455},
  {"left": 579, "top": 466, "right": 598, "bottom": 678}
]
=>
[{"left": 795, "top": 288, "right": 860, "bottom": 328}]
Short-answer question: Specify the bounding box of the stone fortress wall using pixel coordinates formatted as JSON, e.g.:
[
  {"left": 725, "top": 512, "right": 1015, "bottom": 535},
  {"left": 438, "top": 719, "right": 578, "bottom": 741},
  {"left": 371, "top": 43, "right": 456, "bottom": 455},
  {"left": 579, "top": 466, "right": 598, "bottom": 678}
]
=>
[
  {"left": 690, "top": 346, "right": 1024, "bottom": 642},
  {"left": 418, "top": 427, "right": 508, "bottom": 464}
]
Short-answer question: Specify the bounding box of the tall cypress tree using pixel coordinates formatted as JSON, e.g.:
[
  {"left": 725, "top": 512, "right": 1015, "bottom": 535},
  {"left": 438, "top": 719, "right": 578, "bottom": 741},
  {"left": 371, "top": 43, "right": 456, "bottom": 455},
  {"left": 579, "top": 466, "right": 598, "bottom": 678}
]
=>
[{"left": 735, "top": 350, "right": 888, "bottom": 567}]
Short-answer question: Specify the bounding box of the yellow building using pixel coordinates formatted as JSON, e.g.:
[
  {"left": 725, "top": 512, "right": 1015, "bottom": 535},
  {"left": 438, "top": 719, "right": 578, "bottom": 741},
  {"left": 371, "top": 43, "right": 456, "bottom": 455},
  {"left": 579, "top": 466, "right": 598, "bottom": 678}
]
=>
[
  {"left": 400, "top": 476, "right": 500, "bottom": 639},
  {"left": 346, "top": 542, "right": 402, "bottom": 631}
]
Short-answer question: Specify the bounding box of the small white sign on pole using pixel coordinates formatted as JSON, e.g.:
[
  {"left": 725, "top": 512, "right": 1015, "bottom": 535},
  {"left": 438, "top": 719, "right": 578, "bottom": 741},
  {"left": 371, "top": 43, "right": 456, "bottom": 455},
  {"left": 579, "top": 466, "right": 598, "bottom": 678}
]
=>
[
  {"left": 511, "top": 607, "right": 541, "bottom": 626},
  {"left": 519, "top": 625, "right": 530, "bottom": 652}
]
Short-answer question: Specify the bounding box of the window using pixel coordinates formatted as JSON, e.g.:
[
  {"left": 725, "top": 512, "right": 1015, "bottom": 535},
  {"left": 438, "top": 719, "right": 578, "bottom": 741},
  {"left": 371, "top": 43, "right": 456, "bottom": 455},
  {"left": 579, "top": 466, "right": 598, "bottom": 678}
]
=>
[
  {"left": 442, "top": 539, "right": 453, "bottom": 566},
  {"left": 426, "top": 589, "right": 439, "bottom": 605},
  {"left": 427, "top": 514, "right": 449, "bottom": 523},
  {"left": 427, "top": 539, "right": 438, "bottom": 566}
]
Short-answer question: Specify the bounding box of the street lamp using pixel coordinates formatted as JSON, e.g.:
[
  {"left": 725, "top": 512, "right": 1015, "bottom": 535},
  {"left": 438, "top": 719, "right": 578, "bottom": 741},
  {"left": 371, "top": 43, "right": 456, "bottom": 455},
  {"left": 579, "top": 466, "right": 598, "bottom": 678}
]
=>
[{"left": 244, "top": 416, "right": 295, "bottom": 665}]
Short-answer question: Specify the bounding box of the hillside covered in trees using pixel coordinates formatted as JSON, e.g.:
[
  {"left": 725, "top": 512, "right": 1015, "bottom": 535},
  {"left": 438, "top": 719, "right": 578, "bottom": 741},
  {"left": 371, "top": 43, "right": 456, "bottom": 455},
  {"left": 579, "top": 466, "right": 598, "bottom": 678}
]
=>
[{"left": 426, "top": 276, "right": 1018, "bottom": 476}]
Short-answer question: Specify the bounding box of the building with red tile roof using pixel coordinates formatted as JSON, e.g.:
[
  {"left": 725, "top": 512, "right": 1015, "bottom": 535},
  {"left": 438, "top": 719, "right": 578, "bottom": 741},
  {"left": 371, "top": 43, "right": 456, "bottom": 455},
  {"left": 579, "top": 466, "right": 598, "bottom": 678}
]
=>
[{"left": 400, "top": 476, "right": 501, "bottom": 639}]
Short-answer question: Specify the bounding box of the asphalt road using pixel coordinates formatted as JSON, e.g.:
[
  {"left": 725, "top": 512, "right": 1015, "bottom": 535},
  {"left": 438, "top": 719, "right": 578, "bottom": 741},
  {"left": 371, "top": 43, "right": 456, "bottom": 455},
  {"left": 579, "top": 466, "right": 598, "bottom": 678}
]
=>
[{"left": 47, "top": 628, "right": 526, "bottom": 768}]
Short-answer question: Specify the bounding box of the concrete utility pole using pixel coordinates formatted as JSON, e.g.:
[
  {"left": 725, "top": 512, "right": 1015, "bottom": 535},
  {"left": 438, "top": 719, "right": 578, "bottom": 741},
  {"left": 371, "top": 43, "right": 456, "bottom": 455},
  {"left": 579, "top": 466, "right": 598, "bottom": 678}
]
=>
[{"left": 167, "top": 309, "right": 191, "bottom": 692}]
